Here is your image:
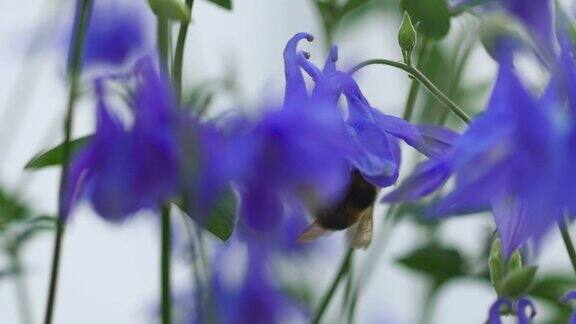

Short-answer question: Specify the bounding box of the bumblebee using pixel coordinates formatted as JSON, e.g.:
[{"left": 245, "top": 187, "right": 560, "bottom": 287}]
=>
[{"left": 298, "top": 170, "right": 377, "bottom": 249}]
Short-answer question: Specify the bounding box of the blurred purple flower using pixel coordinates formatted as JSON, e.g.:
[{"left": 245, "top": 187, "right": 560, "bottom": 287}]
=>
[
  {"left": 236, "top": 102, "right": 351, "bottom": 232},
  {"left": 64, "top": 58, "right": 180, "bottom": 220},
  {"left": 487, "top": 297, "right": 536, "bottom": 324},
  {"left": 384, "top": 54, "right": 574, "bottom": 258},
  {"left": 68, "top": 0, "right": 148, "bottom": 68},
  {"left": 234, "top": 33, "right": 356, "bottom": 233},
  {"left": 187, "top": 243, "right": 308, "bottom": 324}
]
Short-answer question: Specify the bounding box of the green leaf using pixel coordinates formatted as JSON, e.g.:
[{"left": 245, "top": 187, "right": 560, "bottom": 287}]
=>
[
  {"left": 25, "top": 136, "right": 92, "bottom": 170},
  {"left": 531, "top": 274, "right": 576, "bottom": 303},
  {"left": 205, "top": 0, "right": 232, "bottom": 10},
  {"left": 397, "top": 244, "right": 467, "bottom": 284},
  {"left": 203, "top": 189, "right": 237, "bottom": 241},
  {"left": 175, "top": 188, "right": 237, "bottom": 241},
  {"left": 401, "top": 0, "right": 451, "bottom": 40},
  {"left": 148, "top": 0, "right": 191, "bottom": 22}
]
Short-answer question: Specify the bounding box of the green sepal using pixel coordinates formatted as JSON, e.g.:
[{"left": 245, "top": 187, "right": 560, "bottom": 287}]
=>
[
  {"left": 498, "top": 266, "right": 538, "bottom": 298},
  {"left": 507, "top": 250, "right": 522, "bottom": 272}
]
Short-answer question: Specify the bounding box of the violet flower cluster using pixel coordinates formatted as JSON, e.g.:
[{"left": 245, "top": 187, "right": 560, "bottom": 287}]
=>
[{"left": 25, "top": 0, "right": 576, "bottom": 323}]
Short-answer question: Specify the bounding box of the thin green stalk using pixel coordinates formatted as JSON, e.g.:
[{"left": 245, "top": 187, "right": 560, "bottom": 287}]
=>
[
  {"left": 155, "top": 11, "right": 174, "bottom": 324},
  {"left": 312, "top": 248, "right": 354, "bottom": 324},
  {"left": 161, "top": 206, "right": 172, "bottom": 324},
  {"left": 438, "top": 30, "right": 476, "bottom": 125},
  {"left": 12, "top": 255, "right": 33, "bottom": 324},
  {"left": 157, "top": 17, "right": 170, "bottom": 74},
  {"left": 418, "top": 285, "right": 439, "bottom": 324},
  {"left": 341, "top": 255, "right": 354, "bottom": 318},
  {"left": 349, "top": 59, "right": 472, "bottom": 124},
  {"left": 311, "top": 0, "right": 335, "bottom": 49},
  {"left": 173, "top": 0, "right": 195, "bottom": 99},
  {"left": 403, "top": 38, "right": 431, "bottom": 121},
  {"left": 559, "top": 219, "right": 576, "bottom": 275},
  {"left": 44, "top": 1, "right": 93, "bottom": 323}
]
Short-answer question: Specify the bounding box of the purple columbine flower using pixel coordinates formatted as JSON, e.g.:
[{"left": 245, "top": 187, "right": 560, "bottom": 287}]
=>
[
  {"left": 284, "top": 33, "right": 458, "bottom": 188},
  {"left": 235, "top": 102, "right": 352, "bottom": 232},
  {"left": 384, "top": 52, "right": 574, "bottom": 258},
  {"left": 233, "top": 33, "right": 357, "bottom": 232},
  {"left": 64, "top": 58, "right": 180, "bottom": 221},
  {"left": 488, "top": 297, "right": 537, "bottom": 324},
  {"left": 68, "top": 0, "right": 149, "bottom": 68}
]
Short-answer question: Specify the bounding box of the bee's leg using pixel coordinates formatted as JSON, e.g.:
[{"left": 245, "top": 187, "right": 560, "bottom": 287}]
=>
[{"left": 298, "top": 221, "right": 331, "bottom": 243}]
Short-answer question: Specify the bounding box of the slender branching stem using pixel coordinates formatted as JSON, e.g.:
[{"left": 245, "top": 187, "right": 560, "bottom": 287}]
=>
[
  {"left": 44, "top": 1, "right": 93, "bottom": 323},
  {"left": 312, "top": 248, "right": 354, "bottom": 324},
  {"left": 349, "top": 59, "right": 472, "bottom": 124}
]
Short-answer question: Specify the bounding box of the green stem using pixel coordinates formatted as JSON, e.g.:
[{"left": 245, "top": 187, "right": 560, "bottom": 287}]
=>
[
  {"left": 341, "top": 256, "right": 354, "bottom": 318},
  {"left": 418, "top": 286, "right": 439, "bottom": 324},
  {"left": 157, "top": 17, "right": 170, "bottom": 74},
  {"left": 173, "top": 0, "right": 195, "bottom": 100},
  {"left": 312, "top": 248, "right": 354, "bottom": 324},
  {"left": 349, "top": 59, "right": 472, "bottom": 124},
  {"left": 12, "top": 255, "right": 33, "bottom": 324},
  {"left": 403, "top": 38, "right": 431, "bottom": 121},
  {"left": 155, "top": 11, "right": 174, "bottom": 324},
  {"left": 559, "top": 219, "right": 576, "bottom": 275},
  {"left": 161, "top": 206, "right": 172, "bottom": 324},
  {"left": 44, "top": 1, "right": 93, "bottom": 323},
  {"left": 312, "top": 0, "right": 335, "bottom": 49}
]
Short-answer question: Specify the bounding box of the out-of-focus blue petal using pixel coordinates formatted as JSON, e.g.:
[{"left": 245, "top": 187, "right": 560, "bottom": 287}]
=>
[
  {"left": 240, "top": 189, "right": 285, "bottom": 232},
  {"left": 415, "top": 124, "right": 460, "bottom": 158},
  {"left": 236, "top": 103, "right": 351, "bottom": 232},
  {"left": 429, "top": 161, "right": 509, "bottom": 218},
  {"left": 382, "top": 159, "right": 451, "bottom": 203},
  {"left": 66, "top": 58, "right": 180, "bottom": 221},
  {"left": 491, "top": 195, "right": 529, "bottom": 259},
  {"left": 68, "top": 0, "right": 148, "bottom": 68},
  {"left": 451, "top": 0, "right": 554, "bottom": 48},
  {"left": 371, "top": 110, "right": 424, "bottom": 149},
  {"left": 503, "top": 0, "right": 554, "bottom": 48}
]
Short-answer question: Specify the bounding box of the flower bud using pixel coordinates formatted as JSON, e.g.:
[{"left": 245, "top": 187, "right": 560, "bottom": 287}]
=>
[
  {"left": 398, "top": 12, "right": 417, "bottom": 59},
  {"left": 147, "top": 0, "right": 191, "bottom": 23}
]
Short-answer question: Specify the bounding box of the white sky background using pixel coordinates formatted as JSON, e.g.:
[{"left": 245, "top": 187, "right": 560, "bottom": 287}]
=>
[{"left": 0, "top": 0, "right": 574, "bottom": 323}]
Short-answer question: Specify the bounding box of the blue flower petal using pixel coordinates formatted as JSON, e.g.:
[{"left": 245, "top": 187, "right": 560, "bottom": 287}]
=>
[{"left": 382, "top": 158, "right": 451, "bottom": 202}]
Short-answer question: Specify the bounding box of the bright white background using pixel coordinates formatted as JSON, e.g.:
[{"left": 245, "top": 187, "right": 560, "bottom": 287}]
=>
[{"left": 0, "top": 0, "right": 574, "bottom": 323}]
